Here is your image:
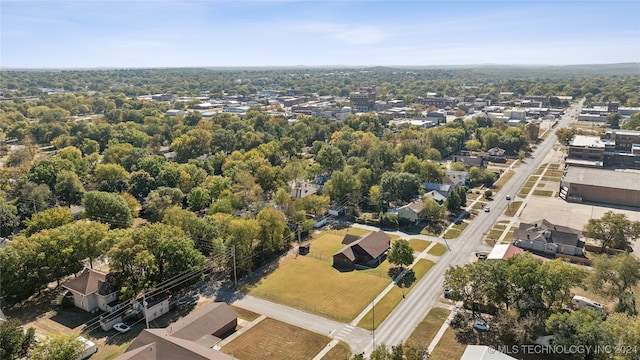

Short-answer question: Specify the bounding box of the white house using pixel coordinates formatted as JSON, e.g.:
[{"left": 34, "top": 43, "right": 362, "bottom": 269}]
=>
[{"left": 61, "top": 268, "right": 119, "bottom": 313}]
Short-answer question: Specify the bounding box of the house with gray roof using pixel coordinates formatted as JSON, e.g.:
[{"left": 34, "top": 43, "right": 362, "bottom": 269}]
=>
[
  {"left": 116, "top": 302, "right": 237, "bottom": 360},
  {"left": 512, "top": 219, "right": 584, "bottom": 257}
]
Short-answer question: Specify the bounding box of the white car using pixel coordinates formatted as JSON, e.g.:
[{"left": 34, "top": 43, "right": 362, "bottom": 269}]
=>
[
  {"left": 484, "top": 206, "right": 490, "bottom": 212},
  {"left": 473, "top": 320, "right": 490, "bottom": 332},
  {"left": 506, "top": 195, "right": 511, "bottom": 200},
  {"left": 113, "top": 322, "right": 130, "bottom": 333}
]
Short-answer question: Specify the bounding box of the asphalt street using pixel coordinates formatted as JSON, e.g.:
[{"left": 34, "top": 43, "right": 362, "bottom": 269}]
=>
[{"left": 361, "top": 100, "right": 582, "bottom": 355}]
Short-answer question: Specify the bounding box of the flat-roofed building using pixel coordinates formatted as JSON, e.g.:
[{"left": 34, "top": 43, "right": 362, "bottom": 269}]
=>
[
  {"left": 566, "top": 135, "right": 609, "bottom": 168},
  {"left": 560, "top": 167, "right": 640, "bottom": 207}
]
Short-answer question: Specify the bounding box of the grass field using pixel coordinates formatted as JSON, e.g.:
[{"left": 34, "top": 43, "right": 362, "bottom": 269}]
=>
[
  {"left": 534, "top": 167, "right": 546, "bottom": 175},
  {"left": 408, "top": 238, "right": 431, "bottom": 252},
  {"left": 321, "top": 341, "right": 351, "bottom": 360},
  {"left": 428, "top": 243, "right": 447, "bottom": 256},
  {"left": 493, "top": 170, "right": 514, "bottom": 189},
  {"left": 517, "top": 187, "right": 532, "bottom": 197},
  {"left": 504, "top": 201, "right": 522, "bottom": 217},
  {"left": 443, "top": 228, "right": 462, "bottom": 239},
  {"left": 249, "top": 230, "right": 395, "bottom": 322},
  {"left": 221, "top": 318, "right": 329, "bottom": 360},
  {"left": 406, "top": 307, "right": 451, "bottom": 348},
  {"left": 429, "top": 327, "right": 468, "bottom": 360},
  {"left": 533, "top": 190, "right": 554, "bottom": 197},
  {"left": 358, "top": 259, "right": 435, "bottom": 330}
]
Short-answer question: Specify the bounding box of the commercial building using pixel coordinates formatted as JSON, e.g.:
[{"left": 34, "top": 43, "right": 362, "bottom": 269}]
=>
[{"left": 560, "top": 167, "right": 640, "bottom": 207}]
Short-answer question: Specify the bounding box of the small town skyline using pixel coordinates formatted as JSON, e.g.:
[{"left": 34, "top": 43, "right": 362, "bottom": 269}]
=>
[{"left": 2, "top": 0, "right": 639, "bottom": 68}]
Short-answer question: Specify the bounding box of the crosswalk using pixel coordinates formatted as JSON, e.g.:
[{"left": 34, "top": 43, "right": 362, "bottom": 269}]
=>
[{"left": 332, "top": 324, "right": 355, "bottom": 341}]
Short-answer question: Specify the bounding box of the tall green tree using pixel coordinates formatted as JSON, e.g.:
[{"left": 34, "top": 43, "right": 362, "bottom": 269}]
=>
[
  {"left": 83, "top": 191, "right": 133, "bottom": 228},
  {"left": 584, "top": 211, "right": 640, "bottom": 251},
  {"left": 422, "top": 197, "right": 444, "bottom": 223},
  {"left": 316, "top": 145, "right": 345, "bottom": 173},
  {"left": 23, "top": 206, "right": 74, "bottom": 236},
  {"left": 546, "top": 309, "right": 615, "bottom": 360},
  {"left": 0, "top": 319, "right": 35, "bottom": 360},
  {"left": 0, "top": 201, "right": 20, "bottom": 237},
  {"left": 388, "top": 239, "right": 414, "bottom": 269},
  {"left": 380, "top": 172, "right": 421, "bottom": 204},
  {"left": 589, "top": 254, "right": 640, "bottom": 315},
  {"left": 54, "top": 170, "right": 85, "bottom": 205},
  {"left": 30, "top": 333, "right": 84, "bottom": 360}
]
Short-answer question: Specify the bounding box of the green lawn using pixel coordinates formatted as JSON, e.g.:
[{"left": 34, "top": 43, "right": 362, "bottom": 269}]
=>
[
  {"left": 408, "top": 238, "right": 431, "bottom": 252},
  {"left": 443, "top": 228, "right": 461, "bottom": 239},
  {"left": 249, "top": 231, "right": 395, "bottom": 322},
  {"left": 518, "top": 187, "right": 532, "bottom": 197},
  {"left": 428, "top": 243, "right": 447, "bottom": 256},
  {"left": 358, "top": 259, "right": 435, "bottom": 330},
  {"left": 406, "top": 307, "right": 451, "bottom": 348}
]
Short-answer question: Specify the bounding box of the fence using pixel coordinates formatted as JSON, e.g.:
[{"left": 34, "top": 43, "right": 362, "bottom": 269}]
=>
[
  {"left": 584, "top": 244, "right": 625, "bottom": 256},
  {"left": 556, "top": 253, "right": 593, "bottom": 266}
]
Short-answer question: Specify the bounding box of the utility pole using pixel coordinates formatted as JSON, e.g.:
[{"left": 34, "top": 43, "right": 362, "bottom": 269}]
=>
[
  {"left": 231, "top": 246, "right": 237, "bottom": 288},
  {"left": 143, "top": 292, "right": 149, "bottom": 329},
  {"left": 372, "top": 300, "right": 375, "bottom": 349}
]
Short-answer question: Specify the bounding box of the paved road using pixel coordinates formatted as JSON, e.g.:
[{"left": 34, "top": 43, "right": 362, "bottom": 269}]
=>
[{"left": 362, "top": 100, "right": 583, "bottom": 355}]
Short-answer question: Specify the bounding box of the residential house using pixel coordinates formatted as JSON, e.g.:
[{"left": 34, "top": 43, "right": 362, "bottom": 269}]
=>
[
  {"left": 452, "top": 155, "right": 485, "bottom": 168},
  {"left": 478, "top": 147, "right": 507, "bottom": 163},
  {"left": 397, "top": 199, "right": 425, "bottom": 224},
  {"left": 61, "top": 268, "right": 119, "bottom": 313},
  {"left": 422, "top": 183, "right": 454, "bottom": 197},
  {"left": 423, "top": 190, "right": 446, "bottom": 206},
  {"left": 512, "top": 219, "right": 585, "bottom": 257},
  {"left": 163, "top": 151, "right": 177, "bottom": 162},
  {"left": 290, "top": 183, "right": 318, "bottom": 199},
  {"left": 444, "top": 170, "right": 469, "bottom": 186},
  {"left": 333, "top": 231, "right": 391, "bottom": 269},
  {"left": 116, "top": 302, "right": 237, "bottom": 360}
]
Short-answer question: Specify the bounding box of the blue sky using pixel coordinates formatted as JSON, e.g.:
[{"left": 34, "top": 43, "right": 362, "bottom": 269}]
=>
[{"left": 1, "top": 1, "right": 639, "bottom": 68}]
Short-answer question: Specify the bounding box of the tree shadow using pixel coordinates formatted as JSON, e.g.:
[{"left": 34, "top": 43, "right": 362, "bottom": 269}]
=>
[{"left": 387, "top": 267, "right": 417, "bottom": 288}]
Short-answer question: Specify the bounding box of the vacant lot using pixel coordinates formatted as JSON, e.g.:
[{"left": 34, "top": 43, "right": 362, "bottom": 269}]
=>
[
  {"left": 321, "top": 341, "right": 352, "bottom": 360},
  {"left": 429, "top": 327, "right": 468, "bottom": 360},
  {"left": 221, "top": 318, "right": 329, "bottom": 360},
  {"left": 408, "top": 238, "right": 431, "bottom": 252},
  {"left": 249, "top": 231, "right": 395, "bottom": 322},
  {"left": 406, "top": 307, "right": 450, "bottom": 348}
]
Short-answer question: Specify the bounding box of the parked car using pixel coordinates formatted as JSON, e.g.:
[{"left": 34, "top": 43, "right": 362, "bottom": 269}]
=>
[
  {"left": 535, "top": 335, "right": 556, "bottom": 346},
  {"left": 444, "top": 289, "right": 451, "bottom": 299},
  {"left": 476, "top": 252, "right": 488, "bottom": 260},
  {"left": 473, "top": 320, "right": 490, "bottom": 332},
  {"left": 113, "top": 322, "right": 130, "bottom": 333}
]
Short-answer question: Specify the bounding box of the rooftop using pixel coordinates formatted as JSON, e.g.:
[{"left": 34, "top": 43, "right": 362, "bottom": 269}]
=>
[
  {"left": 563, "top": 167, "right": 640, "bottom": 192},
  {"left": 570, "top": 135, "right": 606, "bottom": 148}
]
